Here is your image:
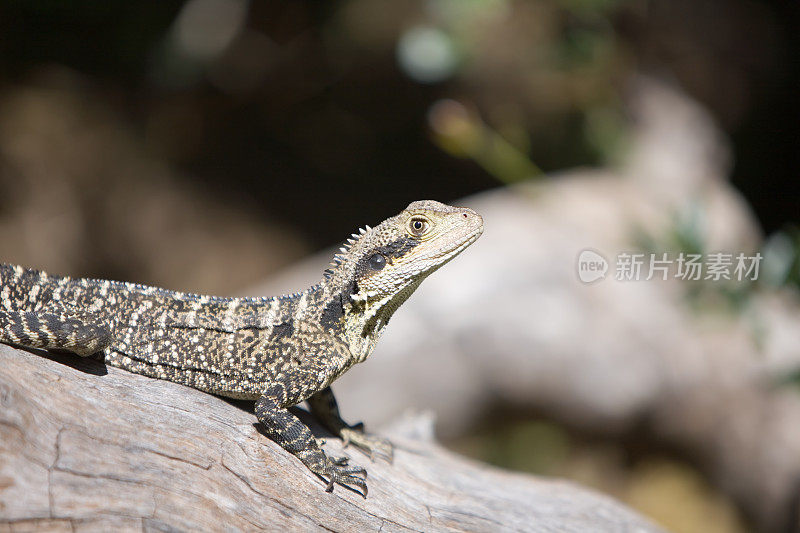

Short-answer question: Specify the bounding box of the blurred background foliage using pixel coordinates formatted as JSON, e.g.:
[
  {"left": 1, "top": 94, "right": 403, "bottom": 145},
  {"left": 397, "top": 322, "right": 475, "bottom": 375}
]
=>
[
  {"left": 0, "top": 0, "right": 794, "bottom": 250},
  {"left": 0, "top": 1, "right": 796, "bottom": 531}
]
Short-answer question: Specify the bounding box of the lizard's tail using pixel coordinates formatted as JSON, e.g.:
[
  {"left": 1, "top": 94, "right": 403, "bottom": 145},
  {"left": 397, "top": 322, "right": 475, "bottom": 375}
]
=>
[
  {"left": 0, "top": 310, "right": 112, "bottom": 356},
  {"left": 1, "top": 263, "right": 61, "bottom": 307},
  {"left": 0, "top": 263, "right": 112, "bottom": 356}
]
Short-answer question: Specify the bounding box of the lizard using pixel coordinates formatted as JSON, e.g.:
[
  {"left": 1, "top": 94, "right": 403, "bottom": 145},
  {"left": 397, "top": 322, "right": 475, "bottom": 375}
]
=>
[{"left": 0, "top": 200, "right": 483, "bottom": 497}]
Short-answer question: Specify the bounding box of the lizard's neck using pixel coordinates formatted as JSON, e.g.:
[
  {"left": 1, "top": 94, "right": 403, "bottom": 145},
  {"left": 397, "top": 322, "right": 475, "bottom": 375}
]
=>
[{"left": 315, "top": 273, "right": 423, "bottom": 364}]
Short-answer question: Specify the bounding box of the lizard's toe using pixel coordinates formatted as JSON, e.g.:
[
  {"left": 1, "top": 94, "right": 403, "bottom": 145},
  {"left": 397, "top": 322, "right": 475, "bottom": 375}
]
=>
[
  {"left": 329, "top": 454, "right": 350, "bottom": 466},
  {"left": 311, "top": 452, "right": 369, "bottom": 497},
  {"left": 321, "top": 458, "right": 368, "bottom": 497},
  {"left": 341, "top": 427, "right": 394, "bottom": 463}
]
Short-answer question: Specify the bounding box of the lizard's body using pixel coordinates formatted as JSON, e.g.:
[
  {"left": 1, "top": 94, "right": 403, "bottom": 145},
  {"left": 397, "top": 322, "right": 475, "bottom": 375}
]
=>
[
  {"left": 0, "top": 267, "right": 350, "bottom": 401},
  {"left": 0, "top": 200, "right": 483, "bottom": 496}
]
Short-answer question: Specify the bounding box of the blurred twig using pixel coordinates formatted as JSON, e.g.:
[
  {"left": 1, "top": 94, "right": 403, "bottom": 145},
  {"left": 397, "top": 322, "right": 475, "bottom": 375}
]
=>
[{"left": 428, "top": 99, "right": 543, "bottom": 184}]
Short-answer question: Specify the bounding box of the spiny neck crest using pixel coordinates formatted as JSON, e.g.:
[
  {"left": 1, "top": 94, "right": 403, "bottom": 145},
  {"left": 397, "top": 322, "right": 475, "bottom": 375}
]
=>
[{"left": 323, "top": 224, "right": 372, "bottom": 280}]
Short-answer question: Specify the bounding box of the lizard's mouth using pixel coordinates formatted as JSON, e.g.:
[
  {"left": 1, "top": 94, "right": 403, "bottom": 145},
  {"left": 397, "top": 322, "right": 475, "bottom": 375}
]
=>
[
  {"left": 422, "top": 212, "right": 483, "bottom": 265},
  {"left": 431, "top": 228, "right": 482, "bottom": 265}
]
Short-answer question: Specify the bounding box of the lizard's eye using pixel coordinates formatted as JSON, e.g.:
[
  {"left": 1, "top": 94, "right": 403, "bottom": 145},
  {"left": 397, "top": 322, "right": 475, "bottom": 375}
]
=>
[
  {"left": 408, "top": 216, "right": 430, "bottom": 237},
  {"left": 368, "top": 253, "right": 386, "bottom": 270}
]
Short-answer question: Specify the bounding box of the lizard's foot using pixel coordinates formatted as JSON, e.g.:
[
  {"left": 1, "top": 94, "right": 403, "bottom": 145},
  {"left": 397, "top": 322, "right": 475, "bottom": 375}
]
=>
[
  {"left": 310, "top": 452, "right": 368, "bottom": 497},
  {"left": 340, "top": 423, "right": 394, "bottom": 463}
]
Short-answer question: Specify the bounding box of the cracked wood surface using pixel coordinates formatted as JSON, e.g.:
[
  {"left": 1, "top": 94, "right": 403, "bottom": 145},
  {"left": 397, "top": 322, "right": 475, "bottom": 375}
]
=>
[{"left": 0, "top": 344, "right": 662, "bottom": 532}]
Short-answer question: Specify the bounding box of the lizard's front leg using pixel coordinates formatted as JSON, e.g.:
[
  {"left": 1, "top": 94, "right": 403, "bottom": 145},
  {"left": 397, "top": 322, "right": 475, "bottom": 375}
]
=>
[
  {"left": 256, "top": 382, "right": 369, "bottom": 497},
  {"left": 307, "top": 386, "right": 393, "bottom": 462}
]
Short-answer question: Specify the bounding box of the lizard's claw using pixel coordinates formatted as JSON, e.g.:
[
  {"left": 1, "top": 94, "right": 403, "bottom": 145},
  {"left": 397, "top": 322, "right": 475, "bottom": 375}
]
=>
[
  {"left": 314, "top": 453, "right": 368, "bottom": 497},
  {"left": 328, "top": 454, "right": 350, "bottom": 466},
  {"left": 341, "top": 425, "right": 394, "bottom": 463}
]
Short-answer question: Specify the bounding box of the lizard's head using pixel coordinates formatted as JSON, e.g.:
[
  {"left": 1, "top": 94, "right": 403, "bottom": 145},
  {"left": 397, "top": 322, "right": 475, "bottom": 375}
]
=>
[{"left": 324, "top": 200, "right": 483, "bottom": 335}]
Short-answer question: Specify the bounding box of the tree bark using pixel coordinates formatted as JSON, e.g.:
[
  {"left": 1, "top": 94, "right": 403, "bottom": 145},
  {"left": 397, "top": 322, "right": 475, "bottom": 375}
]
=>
[{"left": 0, "top": 344, "right": 661, "bottom": 532}]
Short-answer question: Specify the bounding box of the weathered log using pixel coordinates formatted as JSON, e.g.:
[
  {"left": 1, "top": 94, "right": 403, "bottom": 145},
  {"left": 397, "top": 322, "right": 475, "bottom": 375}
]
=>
[{"left": 0, "top": 344, "right": 662, "bottom": 532}]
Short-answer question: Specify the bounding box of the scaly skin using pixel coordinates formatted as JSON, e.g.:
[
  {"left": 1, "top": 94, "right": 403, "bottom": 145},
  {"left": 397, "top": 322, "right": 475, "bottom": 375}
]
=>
[{"left": 0, "top": 200, "right": 483, "bottom": 496}]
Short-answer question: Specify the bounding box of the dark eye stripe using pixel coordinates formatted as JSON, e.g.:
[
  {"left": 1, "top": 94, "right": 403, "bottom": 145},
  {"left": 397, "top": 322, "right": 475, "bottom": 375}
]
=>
[
  {"left": 354, "top": 238, "right": 418, "bottom": 278},
  {"left": 375, "top": 238, "right": 418, "bottom": 260}
]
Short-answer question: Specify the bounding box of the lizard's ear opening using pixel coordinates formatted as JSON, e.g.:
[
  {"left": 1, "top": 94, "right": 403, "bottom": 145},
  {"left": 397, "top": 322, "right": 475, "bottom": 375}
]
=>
[{"left": 368, "top": 254, "right": 386, "bottom": 271}]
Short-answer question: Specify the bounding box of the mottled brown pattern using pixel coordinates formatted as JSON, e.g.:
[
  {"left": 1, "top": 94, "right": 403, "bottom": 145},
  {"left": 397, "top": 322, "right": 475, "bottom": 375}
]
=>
[{"left": 0, "top": 200, "right": 483, "bottom": 495}]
